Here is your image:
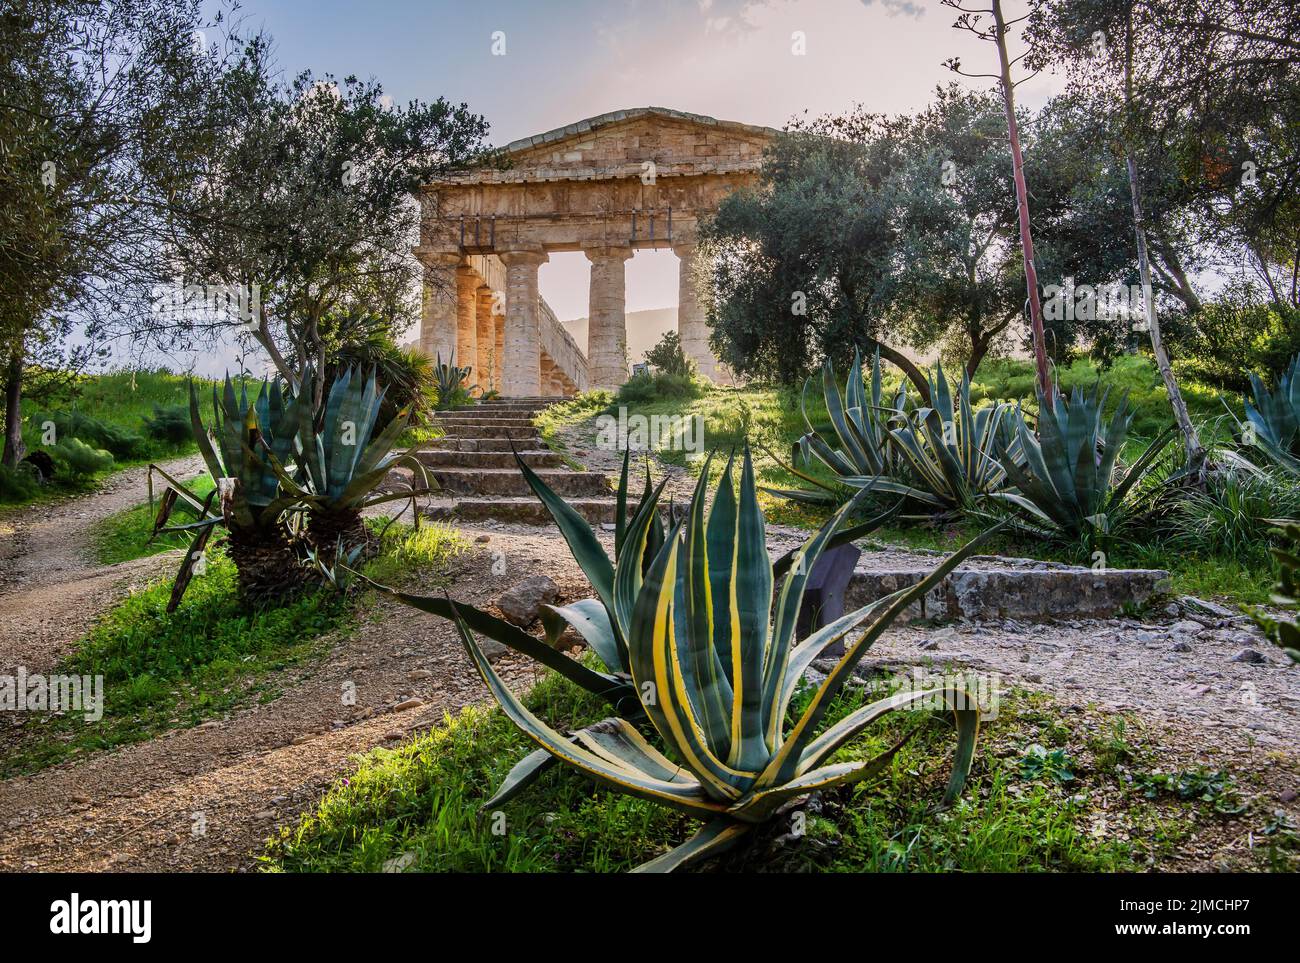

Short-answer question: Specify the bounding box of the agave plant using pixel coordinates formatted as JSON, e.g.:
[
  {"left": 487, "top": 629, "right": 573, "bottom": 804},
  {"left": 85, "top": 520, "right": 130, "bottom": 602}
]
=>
[
  {"left": 434, "top": 351, "right": 474, "bottom": 410},
  {"left": 884, "top": 364, "right": 1025, "bottom": 511},
  {"left": 1250, "top": 521, "right": 1300, "bottom": 664},
  {"left": 1240, "top": 352, "right": 1300, "bottom": 475},
  {"left": 269, "top": 367, "right": 433, "bottom": 553},
  {"left": 766, "top": 348, "right": 904, "bottom": 506},
  {"left": 359, "top": 447, "right": 903, "bottom": 808},
  {"left": 994, "top": 385, "right": 1174, "bottom": 539},
  {"left": 167, "top": 376, "right": 312, "bottom": 605},
  {"left": 439, "top": 448, "right": 999, "bottom": 872}
]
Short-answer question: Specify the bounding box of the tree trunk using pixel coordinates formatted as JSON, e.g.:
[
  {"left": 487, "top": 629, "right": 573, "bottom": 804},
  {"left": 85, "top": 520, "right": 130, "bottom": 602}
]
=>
[
  {"left": 865, "top": 337, "right": 932, "bottom": 405},
  {"left": 1122, "top": 7, "right": 1205, "bottom": 478},
  {"left": 991, "top": 0, "right": 1052, "bottom": 402},
  {"left": 1126, "top": 155, "right": 1205, "bottom": 474},
  {"left": 2, "top": 343, "right": 25, "bottom": 469},
  {"left": 226, "top": 521, "right": 309, "bottom": 604}
]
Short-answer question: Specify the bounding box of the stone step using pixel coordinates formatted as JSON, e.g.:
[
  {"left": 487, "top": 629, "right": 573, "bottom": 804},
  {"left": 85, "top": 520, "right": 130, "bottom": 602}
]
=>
[
  {"left": 413, "top": 449, "right": 563, "bottom": 470},
  {"left": 437, "top": 424, "right": 541, "bottom": 441},
  {"left": 433, "top": 416, "right": 537, "bottom": 429},
  {"left": 427, "top": 437, "right": 539, "bottom": 452},
  {"left": 845, "top": 553, "right": 1170, "bottom": 622},
  {"left": 424, "top": 496, "right": 618, "bottom": 525},
  {"left": 429, "top": 467, "right": 610, "bottom": 497}
]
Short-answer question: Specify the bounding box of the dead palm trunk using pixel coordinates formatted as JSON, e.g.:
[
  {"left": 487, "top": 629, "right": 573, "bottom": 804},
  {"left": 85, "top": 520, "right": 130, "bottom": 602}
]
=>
[
  {"left": 991, "top": 0, "right": 1053, "bottom": 401},
  {"left": 1123, "top": 8, "right": 1205, "bottom": 477}
]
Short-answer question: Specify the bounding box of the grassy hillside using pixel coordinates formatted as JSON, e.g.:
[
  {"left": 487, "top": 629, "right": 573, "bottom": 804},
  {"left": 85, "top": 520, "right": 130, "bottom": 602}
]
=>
[{"left": 1, "top": 369, "right": 215, "bottom": 506}]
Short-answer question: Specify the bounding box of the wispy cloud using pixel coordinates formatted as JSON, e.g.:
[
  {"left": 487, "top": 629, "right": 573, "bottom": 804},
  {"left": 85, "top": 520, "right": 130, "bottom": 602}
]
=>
[{"left": 860, "top": 0, "right": 926, "bottom": 19}]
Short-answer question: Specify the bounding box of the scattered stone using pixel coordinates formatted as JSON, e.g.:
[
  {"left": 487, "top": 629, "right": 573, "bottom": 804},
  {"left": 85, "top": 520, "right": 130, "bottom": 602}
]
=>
[
  {"left": 197, "top": 721, "right": 221, "bottom": 730},
  {"left": 1231, "top": 648, "right": 1267, "bottom": 664},
  {"left": 1165, "top": 603, "right": 1181, "bottom": 617},
  {"left": 382, "top": 851, "right": 419, "bottom": 873},
  {"left": 1170, "top": 640, "right": 1192, "bottom": 653},
  {"left": 408, "top": 669, "right": 433, "bottom": 681},
  {"left": 1169, "top": 620, "right": 1207, "bottom": 637},
  {"left": 475, "top": 534, "right": 491, "bottom": 543},
  {"left": 918, "top": 639, "right": 941, "bottom": 651},
  {"left": 481, "top": 639, "right": 509, "bottom": 662},
  {"left": 601, "top": 523, "right": 616, "bottom": 532},
  {"left": 1281, "top": 789, "right": 1298, "bottom": 803},
  {"left": 291, "top": 734, "right": 313, "bottom": 745},
  {"left": 1133, "top": 630, "right": 1158, "bottom": 644},
  {"left": 254, "top": 810, "right": 275, "bottom": 820},
  {"left": 70, "top": 794, "right": 90, "bottom": 805},
  {"left": 383, "top": 731, "right": 405, "bottom": 742},
  {"left": 497, "top": 575, "right": 560, "bottom": 627},
  {"left": 392, "top": 697, "right": 424, "bottom": 712}
]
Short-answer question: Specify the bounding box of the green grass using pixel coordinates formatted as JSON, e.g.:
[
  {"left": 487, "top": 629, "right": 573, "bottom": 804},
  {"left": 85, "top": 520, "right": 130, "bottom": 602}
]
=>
[
  {"left": 1, "top": 368, "right": 220, "bottom": 507},
  {"left": 263, "top": 664, "right": 1260, "bottom": 874},
  {"left": 1, "top": 522, "right": 467, "bottom": 778},
  {"left": 92, "top": 473, "right": 217, "bottom": 565},
  {"left": 535, "top": 356, "right": 1276, "bottom": 605}
]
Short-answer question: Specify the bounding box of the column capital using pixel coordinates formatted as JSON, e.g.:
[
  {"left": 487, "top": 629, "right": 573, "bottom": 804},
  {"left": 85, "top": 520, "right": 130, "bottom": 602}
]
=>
[
  {"left": 670, "top": 239, "right": 697, "bottom": 258},
  {"left": 582, "top": 242, "right": 634, "bottom": 262},
  {"left": 498, "top": 246, "right": 548, "bottom": 267},
  {"left": 413, "top": 246, "right": 465, "bottom": 268}
]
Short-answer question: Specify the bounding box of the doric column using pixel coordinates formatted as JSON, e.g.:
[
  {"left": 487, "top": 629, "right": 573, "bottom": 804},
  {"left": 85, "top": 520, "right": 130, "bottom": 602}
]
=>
[
  {"left": 455, "top": 265, "right": 479, "bottom": 386},
  {"left": 475, "top": 284, "right": 496, "bottom": 394},
  {"left": 584, "top": 244, "right": 633, "bottom": 391},
  {"left": 418, "top": 251, "right": 463, "bottom": 363},
  {"left": 673, "top": 240, "right": 717, "bottom": 381},
  {"left": 499, "top": 248, "right": 547, "bottom": 397}
]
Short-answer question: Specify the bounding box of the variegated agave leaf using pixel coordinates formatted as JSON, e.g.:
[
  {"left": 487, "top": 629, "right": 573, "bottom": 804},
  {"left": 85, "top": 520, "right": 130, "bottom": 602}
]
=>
[{"left": 451, "top": 445, "right": 999, "bottom": 872}]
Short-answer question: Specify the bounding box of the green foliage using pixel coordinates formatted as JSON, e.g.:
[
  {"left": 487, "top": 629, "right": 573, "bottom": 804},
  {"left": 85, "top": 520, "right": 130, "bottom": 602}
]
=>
[
  {"left": 1167, "top": 468, "right": 1300, "bottom": 565},
  {"left": 93, "top": 474, "right": 217, "bottom": 565},
  {"left": 333, "top": 325, "right": 436, "bottom": 425},
  {"left": 433, "top": 352, "right": 473, "bottom": 410},
  {"left": 1250, "top": 521, "right": 1300, "bottom": 663},
  {"left": 142, "top": 404, "right": 192, "bottom": 445},
  {"left": 995, "top": 385, "right": 1174, "bottom": 540},
  {"left": 615, "top": 370, "right": 704, "bottom": 405},
  {"left": 643, "top": 330, "right": 695, "bottom": 377},
  {"left": 0, "top": 461, "right": 41, "bottom": 500},
  {"left": 1135, "top": 768, "right": 1245, "bottom": 816},
  {"left": 1171, "top": 297, "right": 1300, "bottom": 394},
  {"left": 50, "top": 436, "right": 114, "bottom": 478},
  {"left": 1241, "top": 352, "right": 1300, "bottom": 475},
  {"left": 35, "top": 409, "right": 148, "bottom": 460},
  {"left": 1019, "top": 744, "right": 1076, "bottom": 784}
]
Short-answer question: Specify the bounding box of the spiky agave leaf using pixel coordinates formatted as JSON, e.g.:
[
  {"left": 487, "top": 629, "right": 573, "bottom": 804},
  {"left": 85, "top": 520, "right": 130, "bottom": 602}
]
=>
[{"left": 450, "top": 445, "right": 997, "bottom": 871}]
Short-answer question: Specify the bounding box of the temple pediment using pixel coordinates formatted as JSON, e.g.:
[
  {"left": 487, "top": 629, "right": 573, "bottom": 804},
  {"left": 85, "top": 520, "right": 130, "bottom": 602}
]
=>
[{"left": 435, "top": 107, "right": 777, "bottom": 185}]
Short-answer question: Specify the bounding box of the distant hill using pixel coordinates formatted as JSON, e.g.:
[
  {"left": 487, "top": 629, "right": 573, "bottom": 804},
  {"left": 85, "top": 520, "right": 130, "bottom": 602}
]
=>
[{"left": 562, "top": 306, "right": 677, "bottom": 363}]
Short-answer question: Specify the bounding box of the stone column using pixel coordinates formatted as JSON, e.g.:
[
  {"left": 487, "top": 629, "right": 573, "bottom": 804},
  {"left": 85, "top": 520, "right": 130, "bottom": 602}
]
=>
[
  {"left": 475, "top": 284, "right": 496, "bottom": 394},
  {"left": 499, "top": 248, "right": 547, "bottom": 397},
  {"left": 584, "top": 244, "right": 633, "bottom": 391},
  {"left": 673, "top": 240, "right": 717, "bottom": 381},
  {"left": 419, "top": 252, "right": 463, "bottom": 363},
  {"left": 455, "top": 265, "right": 479, "bottom": 386}
]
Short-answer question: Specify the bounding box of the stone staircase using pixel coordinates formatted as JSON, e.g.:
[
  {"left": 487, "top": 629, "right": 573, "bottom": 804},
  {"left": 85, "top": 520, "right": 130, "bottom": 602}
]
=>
[{"left": 416, "top": 399, "right": 618, "bottom": 524}]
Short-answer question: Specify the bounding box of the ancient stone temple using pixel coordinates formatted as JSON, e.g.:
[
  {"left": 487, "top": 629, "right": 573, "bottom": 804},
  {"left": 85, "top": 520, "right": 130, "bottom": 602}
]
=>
[{"left": 414, "top": 107, "right": 776, "bottom": 397}]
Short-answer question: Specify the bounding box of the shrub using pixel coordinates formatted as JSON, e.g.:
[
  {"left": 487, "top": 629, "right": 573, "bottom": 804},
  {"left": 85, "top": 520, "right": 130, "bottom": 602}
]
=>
[
  {"left": 1169, "top": 294, "right": 1300, "bottom": 394},
  {"left": 142, "top": 404, "right": 192, "bottom": 445},
  {"left": 1166, "top": 467, "right": 1300, "bottom": 565},
  {"left": 0, "top": 462, "right": 42, "bottom": 502},
  {"left": 36, "top": 409, "right": 148, "bottom": 460},
  {"left": 643, "top": 330, "right": 695, "bottom": 377},
  {"left": 615, "top": 370, "right": 703, "bottom": 405},
  {"left": 50, "top": 437, "right": 115, "bottom": 479}
]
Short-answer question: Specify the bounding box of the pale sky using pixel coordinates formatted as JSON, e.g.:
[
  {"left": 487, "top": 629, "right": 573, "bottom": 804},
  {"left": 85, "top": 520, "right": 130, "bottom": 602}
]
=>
[
  {"left": 134, "top": 0, "right": 1054, "bottom": 373},
  {"left": 222, "top": 0, "right": 1053, "bottom": 321}
]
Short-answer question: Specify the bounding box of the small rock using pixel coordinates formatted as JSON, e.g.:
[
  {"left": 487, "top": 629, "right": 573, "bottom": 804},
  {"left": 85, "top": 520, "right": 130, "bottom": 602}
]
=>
[
  {"left": 600, "top": 523, "right": 616, "bottom": 532},
  {"left": 392, "top": 697, "right": 424, "bottom": 712},
  {"left": 497, "top": 575, "right": 561, "bottom": 628},
  {"left": 254, "top": 810, "right": 276, "bottom": 820},
  {"left": 1165, "top": 602, "right": 1181, "bottom": 617},
  {"left": 1170, "top": 640, "right": 1192, "bottom": 652},
  {"left": 475, "top": 534, "right": 491, "bottom": 543},
  {"left": 1231, "top": 648, "right": 1267, "bottom": 664},
  {"left": 383, "top": 730, "right": 405, "bottom": 742},
  {"left": 918, "top": 639, "right": 941, "bottom": 651},
  {"left": 292, "top": 734, "right": 313, "bottom": 745},
  {"left": 1281, "top": 789, "right": 1298, "bottom": 803},
  {"left": 1169, "top": 620, "right": 1206, "bottom": 636},
  {"left": 481, "top": 639, "right": 509, "bottom": 662},
  {"left": 1132, "top": 630, "right": 1157, "bottom": 644},
  {"left": 70, "top": 794, "right": 90, "bottom": 805},
  {"left": 408, "top": 669, "right": 433, "bottom": 681},
  {"left": 197, "top": 720, "right": 221, "bottom": 730},
  {"left": 382, "top": 851, "right": 419, "bottom": 873}
]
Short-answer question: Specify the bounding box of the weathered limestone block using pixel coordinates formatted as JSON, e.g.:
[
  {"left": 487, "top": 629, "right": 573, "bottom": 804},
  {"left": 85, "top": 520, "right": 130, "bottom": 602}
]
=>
[
  {"left": 500, "top": 248, "right": 547, "bottom": 396},
  {"left": 585, "top": 244, "right": 633, "bottom": 391},
  {"left": 455, "top": 265, "right": 479, "bottom": 384}
]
